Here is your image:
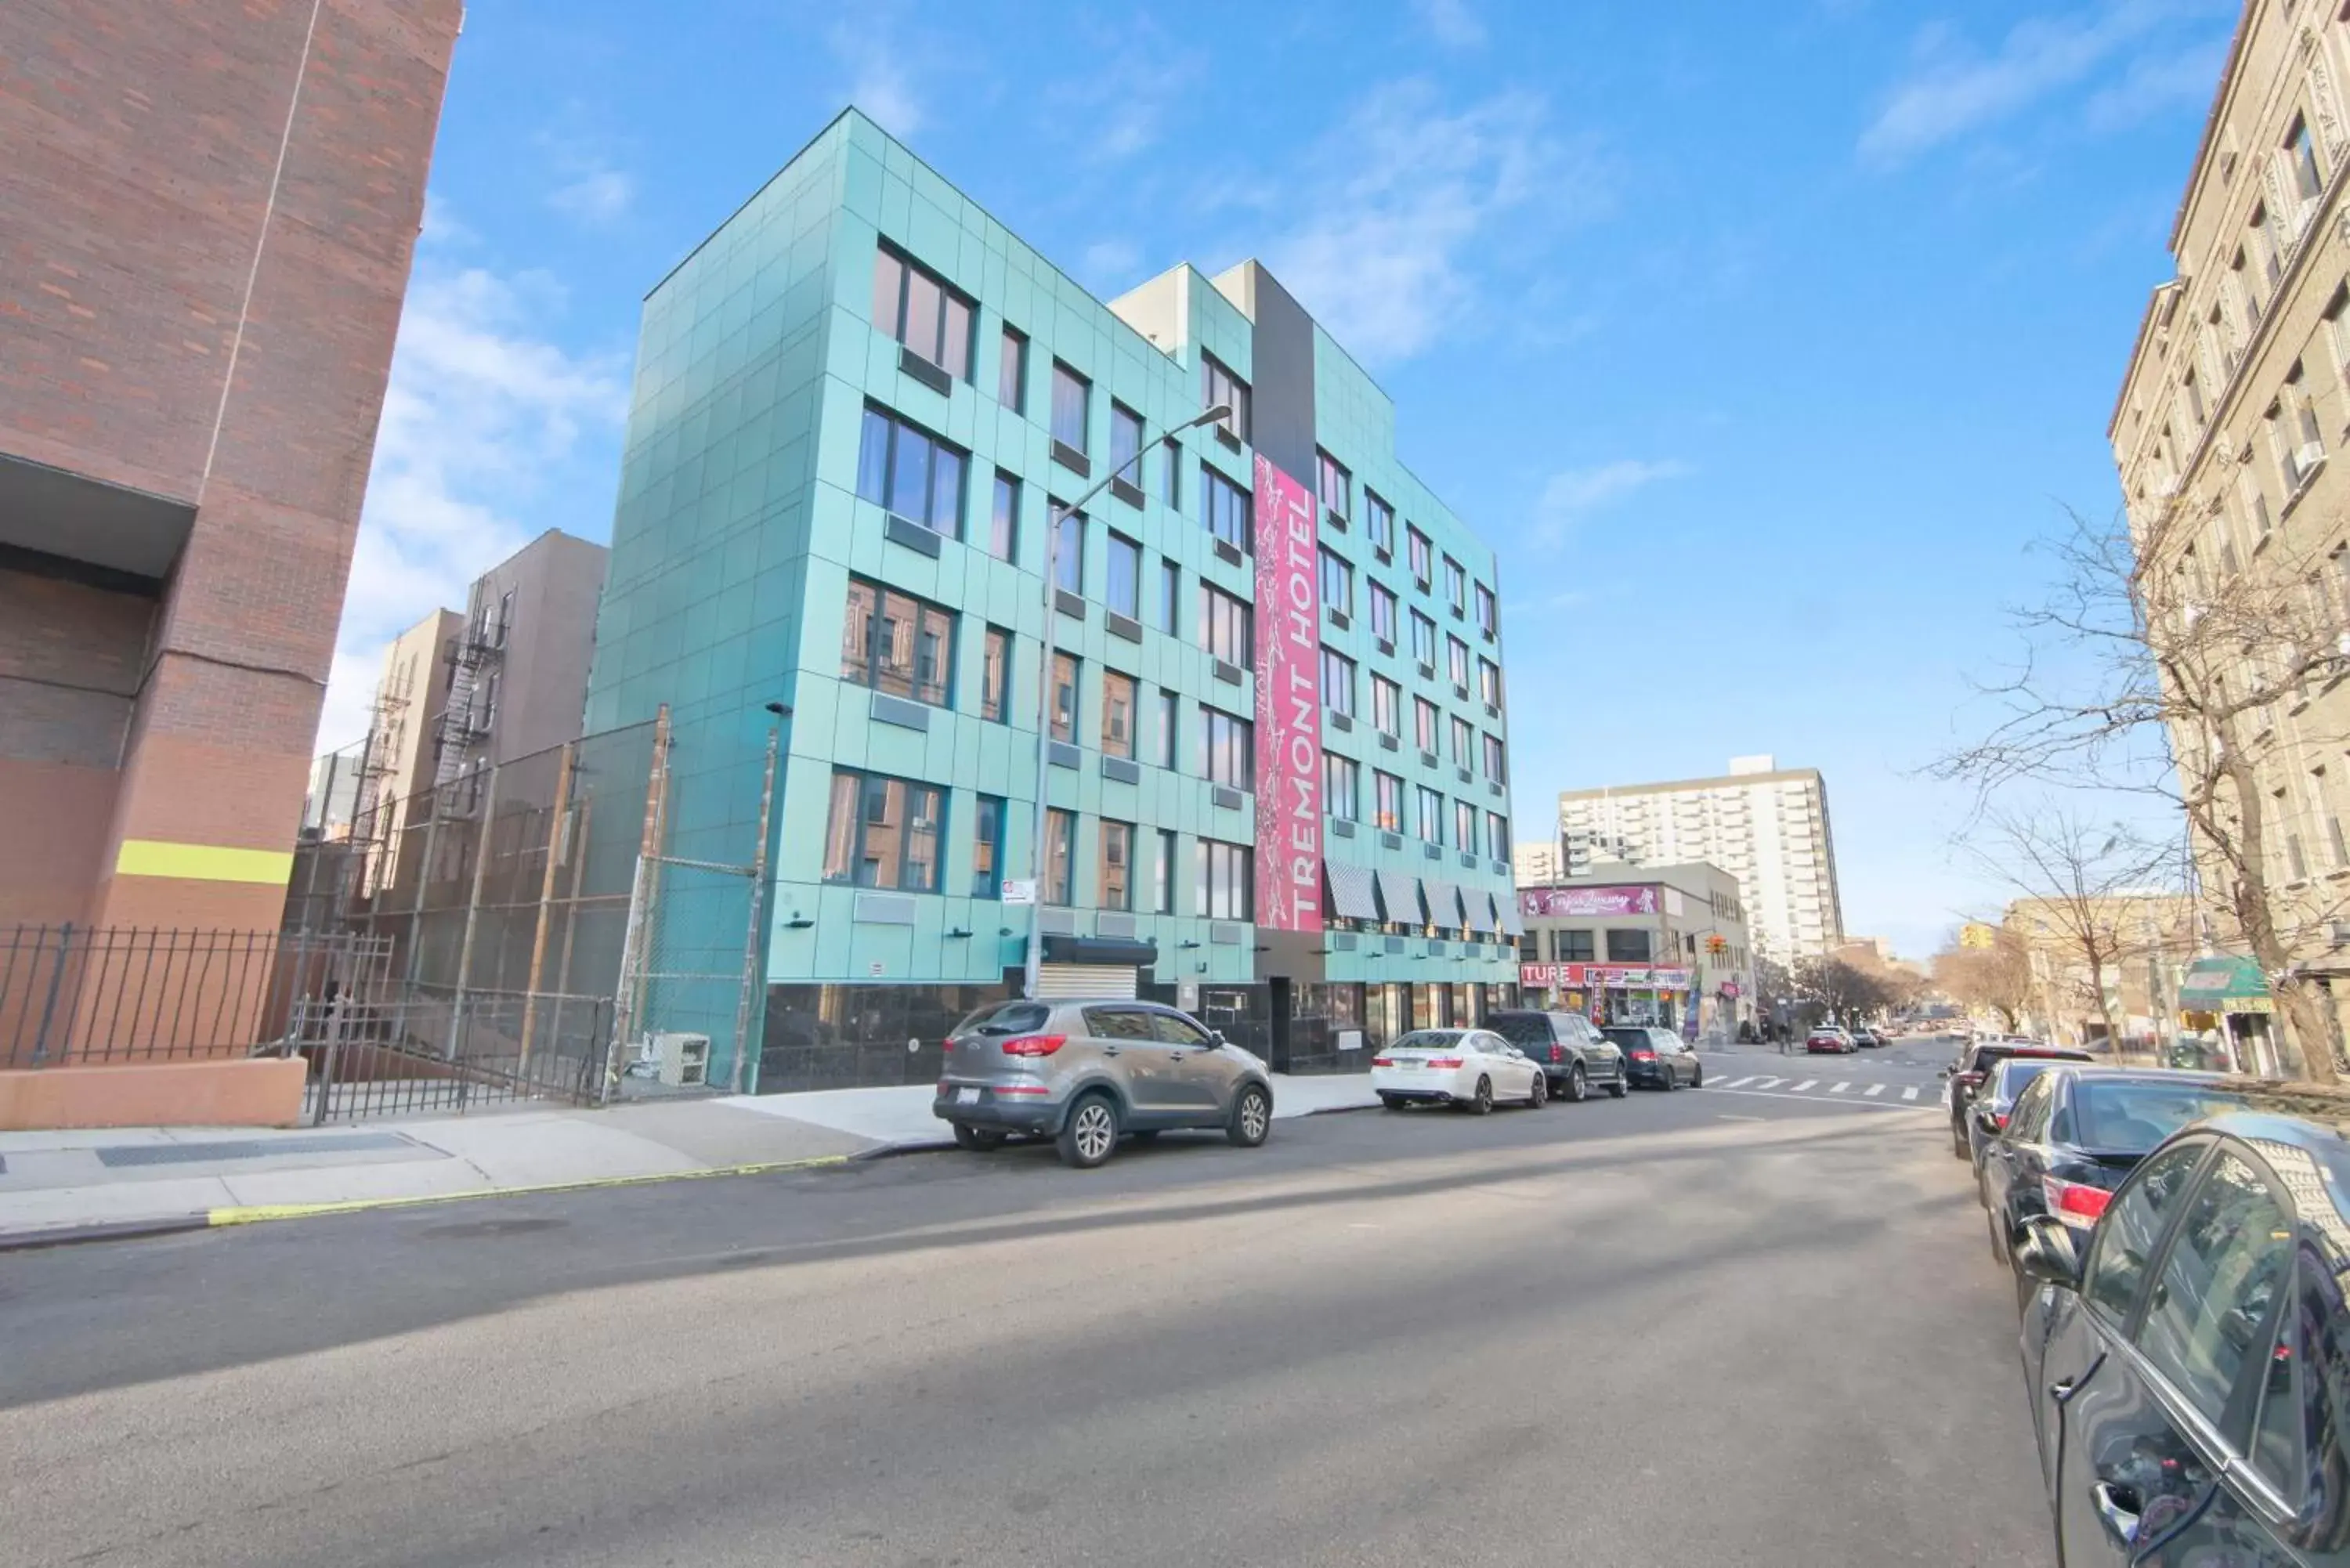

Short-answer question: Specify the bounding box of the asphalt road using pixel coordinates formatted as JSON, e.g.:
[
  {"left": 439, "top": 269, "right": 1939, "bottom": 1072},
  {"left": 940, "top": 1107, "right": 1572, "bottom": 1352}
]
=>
[{"left": 1, "top": 1053, "right": 2052, "bottom": 1568}]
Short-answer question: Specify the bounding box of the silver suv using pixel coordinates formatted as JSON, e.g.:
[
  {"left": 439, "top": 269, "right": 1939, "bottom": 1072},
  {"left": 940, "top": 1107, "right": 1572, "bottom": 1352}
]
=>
[{"left": 934, "top": 999, "right": 1275, "bottom": 1169}]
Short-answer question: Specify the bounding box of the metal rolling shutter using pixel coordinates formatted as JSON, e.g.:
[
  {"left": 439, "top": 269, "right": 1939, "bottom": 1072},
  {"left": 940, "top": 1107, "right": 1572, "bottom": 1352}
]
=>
[{"left": 1035, "top": 964, "right": 1137, "bottom": 1000}]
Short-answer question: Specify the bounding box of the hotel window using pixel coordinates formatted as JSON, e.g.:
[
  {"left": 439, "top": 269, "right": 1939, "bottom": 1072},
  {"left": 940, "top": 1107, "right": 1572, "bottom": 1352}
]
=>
[
  {"left": 1199, "top": 706, "right": 1253, "bottom": 787},
  {"left": 841, "top": 579, "right": 955, "bottom": 707},
  {"left": 1325, "top": 753, "right": 1360, "bottom": 821},
  {"left": 1202, "top": 464, "right": 1250, "bottom": 551},
  {"left": 1106, "top": 531, "right": 1142, "bottom": 619},
  {"left": 1368, "top": 581, "right": 1397, "bottom": 643},
  {"left": 1099, "top": 820, "right": 1134, "bottom": 911},
  {"left": 1044, "top": 808, "right": 1076, "bottom": 904},
  {"left": 1319, "top": 547, "right": 1354, "bottom": 614},
  {"left": 1414, "top": 696, "right": 1439, "bottom": 752},
  {"left": 1101, "top": 670, "right": 1136, "bottom": 759},
  {"left": 972, "top": 794, "right": 1005, "bottom": 898},
  {"left": 1442, "top": 555, "right": 1466, "bottom": 612},
  {"left": 1196, "top": 840, "right": 1253, "bottom": 921},
  {"left": 1451, "top": 716, "right": 1473, "bottom": 764},
  {"left": 1455, "top": 800, "right": 1478, "bottom": 854},
  {"left": 1487, "top": 812, "right": 1511, "bottom": 861},
  {"left": 1155, "top": 829, "right": 1178, "bottom": 913},
  {"left": 989, "top": 471, "right": 1019, "bottom": 562},
  {"left": 1161, "top": 436, "right": 1183, "bottom": 508},
  {"left": 1484, "top": 732, "right": 1507, "bottom": 782},
  {"left": 1110, "top": 403, "right": 1145, "bottom": 487},
  {"left": 1408, "top": 525, "right": 1433, "bottom": 586},
  {"left": 1159, "top": 559, "right": 1181, "bottom": 632},
  {"left": 1374, "top": 771, "right": 1404, "bottom": 832},
  {"left": 1417, "top": 785, "right": 1445, "bottom": 845},
  {"left": 998, "top": 326, "right": 1027, "bottom": 410},
  {"left": 1409, "top": 611, "right": 1437, "bottom": 665},
  {"left": 1371, "top": 674, "right": 1401, "bottom": 736},
  {"left": 1318, "top": 450, "right": 1351, "bottom": 522},
  {"left": 1201, "top": 352, "right": 1252, "bottom": 443},
  {"left": 1365, "top": 490, "right": 1395, "bottom": 555},
  {"left": 1475, "top": 583, "right": 1497, "bottom": 636},
  {"left": 1054, "top": 508, "right": 1086, "bottom": 594},
  {"left": 871, "top": 244, "right": 973, "bottom": 381},
  {"left": 1448, "top": 635, "right": 1470, "bottom": 691},
  {"left": 1155, "top": 688, "right": 1179, "bottom": 768},
  {"left": 981, "top": 625, "right": 1010, "bottom": 722},
  {"left": 1051, "top": 652, "right": 1079, "bottom": 743},
  {"left": 1321, "top": 648, "right": 1357, "bottom": 717},
  {"left": 1479, "top": 657, "right": 1502, "bottom": 707},
  {"left": 856, "top": 406, "right": 967, "bottom": 537},
  {"left": 1050, "top": 361, "right": 1090, "bottom": 454},
  {"left": 1201, "top": 583, "right": 1253, "bottom": 664},
  {"left": 822, "top": 768, "right": 945, "bottom": 892}
]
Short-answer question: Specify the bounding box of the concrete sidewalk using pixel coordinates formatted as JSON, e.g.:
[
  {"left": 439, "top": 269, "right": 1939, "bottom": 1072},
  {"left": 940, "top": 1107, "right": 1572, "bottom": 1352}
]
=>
[{"left": 0, "top": 1072, "right": 1380, "bottom": 1247}]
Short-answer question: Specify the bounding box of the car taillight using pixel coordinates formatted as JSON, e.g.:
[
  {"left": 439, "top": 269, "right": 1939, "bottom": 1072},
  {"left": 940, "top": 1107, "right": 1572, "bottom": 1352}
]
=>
[
  {"left": 1958, "top": 1071, "right": 1983, "bottom": 1089},
  {"left": 1549, "top": 1044, "right": 1566, "bottom": 1063},
  {"left": 1370, "top": 1056, "right": 1394, "bottom": 1068},
  {"left": 2042, "top": 1176, "right": 2113, "bottom": 1227},
  {"left": 1992, "top": 1111, "right": 2009, "bottom": 1130},
  {"left": 1000, "top": 1033, "right": 1067, "bottom": 1057},
  {"left": 1629, "top": 1049, "right": 1655, "bottom": 1060},
  {"left": 1426, "top": 1057, "right": 1464, "bottom": 1070}
]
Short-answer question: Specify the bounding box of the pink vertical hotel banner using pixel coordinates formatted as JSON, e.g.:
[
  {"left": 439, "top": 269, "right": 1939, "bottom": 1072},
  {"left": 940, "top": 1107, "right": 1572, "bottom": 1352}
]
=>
[{"left": 1252, "top": 454, "right": 1323, "bottom": 933}]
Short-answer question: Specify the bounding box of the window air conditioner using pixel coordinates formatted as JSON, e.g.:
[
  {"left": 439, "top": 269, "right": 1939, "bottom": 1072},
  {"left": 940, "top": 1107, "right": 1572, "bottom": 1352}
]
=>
[{"left": 653, "top": 1031, "right": 710, "bottom": 1087}]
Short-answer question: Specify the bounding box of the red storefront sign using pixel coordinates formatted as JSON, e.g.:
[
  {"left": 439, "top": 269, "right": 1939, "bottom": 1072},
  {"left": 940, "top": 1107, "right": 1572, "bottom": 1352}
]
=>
[
  {"left": 1253, "top": 454, "right": 1321, "bottom": 932},
  {"left": 1520, "top": 963, "right": 1695, "bottom": 990}
]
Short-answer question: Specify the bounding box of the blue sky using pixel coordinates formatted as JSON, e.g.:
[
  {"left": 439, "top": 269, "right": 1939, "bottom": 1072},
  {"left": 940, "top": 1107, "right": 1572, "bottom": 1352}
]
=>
[{"left": 321, "top": 0, "right": 2240, "bottom": 959}]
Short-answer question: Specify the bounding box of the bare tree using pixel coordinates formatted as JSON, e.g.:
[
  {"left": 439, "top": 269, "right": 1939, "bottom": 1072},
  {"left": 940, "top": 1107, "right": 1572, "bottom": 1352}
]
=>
[
  {"left": 1959, "top": 805, "right": 2178, "bottom": 1050},
  {"left": 1793, "top": 954, "right": 1894, "bottom": 1024},
  {"left": 1935, "top": 932, "right": 2034, "bottom": 1031},
  {"left": 1937, "top": 497, "right": 2350, "bottom": 1082}
]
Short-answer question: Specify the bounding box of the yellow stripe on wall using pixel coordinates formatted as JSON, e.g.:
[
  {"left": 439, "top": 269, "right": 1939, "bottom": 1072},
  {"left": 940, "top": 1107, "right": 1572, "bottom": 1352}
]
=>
[{"left": 114, "top": 840, "right": 295, "bottom": 885}]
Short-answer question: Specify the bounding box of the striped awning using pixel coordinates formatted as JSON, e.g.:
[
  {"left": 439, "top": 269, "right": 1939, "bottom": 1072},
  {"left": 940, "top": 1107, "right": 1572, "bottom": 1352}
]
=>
[
  {"left": 1376, "top": 868, "right": 1424, "bottom": 927},
  {"left": 1462, "top": 887, "right": 1501, "bottom": 934},
  {"left": 1498, "top": 894, "right": 1526, "bottom": 938},
  {"left": 1325, "top": 860, "right": 1383, "bottom": 923},
  {"left": 1422, "top": 880, "right": 1465, "bottom": 931}
]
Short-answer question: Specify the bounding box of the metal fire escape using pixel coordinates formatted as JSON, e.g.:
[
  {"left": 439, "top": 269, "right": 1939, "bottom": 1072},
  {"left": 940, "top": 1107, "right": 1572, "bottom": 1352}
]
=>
[{"left": 432, "top": 602, "right": 507, "bottom": 795}]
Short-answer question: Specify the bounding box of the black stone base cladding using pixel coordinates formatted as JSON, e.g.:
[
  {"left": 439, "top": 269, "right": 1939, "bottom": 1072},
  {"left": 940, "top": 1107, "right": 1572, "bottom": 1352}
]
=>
[
  {"left": 1282, "top": 981, "right": 1365, "bottom": 1075},
  {"left": 759, "top": 983, "right": 1010, "bottom": 1092},
  {"left": 1140, "top": 981, "right": 1276, "bottom": 1064}
]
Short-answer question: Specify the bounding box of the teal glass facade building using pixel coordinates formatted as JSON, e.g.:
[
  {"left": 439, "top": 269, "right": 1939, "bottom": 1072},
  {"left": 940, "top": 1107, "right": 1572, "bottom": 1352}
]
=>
[{"left": 584, "top": 110, "right": 1524, "bottom": 1092}]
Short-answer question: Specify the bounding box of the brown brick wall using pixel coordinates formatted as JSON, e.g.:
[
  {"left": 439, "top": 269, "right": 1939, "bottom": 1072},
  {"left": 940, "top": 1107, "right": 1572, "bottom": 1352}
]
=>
[{"left": 0, "top": 1, "right": 461, "bottom": 931}]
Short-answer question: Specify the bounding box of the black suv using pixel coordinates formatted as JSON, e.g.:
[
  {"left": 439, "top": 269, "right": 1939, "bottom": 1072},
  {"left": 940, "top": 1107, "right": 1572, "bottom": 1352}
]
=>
[
  {"left": 1943, "top": 1041, "right": 2092, "bottom": 1159},
  {"left": 1484, "top": 1010, "right": 1629, "bottom": 1102}
]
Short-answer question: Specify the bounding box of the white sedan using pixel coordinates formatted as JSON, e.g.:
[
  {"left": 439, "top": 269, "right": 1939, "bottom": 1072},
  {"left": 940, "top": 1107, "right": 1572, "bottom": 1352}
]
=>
[{"left": 1371, "top": 1028, "right": 1546, "bottom": 1114}]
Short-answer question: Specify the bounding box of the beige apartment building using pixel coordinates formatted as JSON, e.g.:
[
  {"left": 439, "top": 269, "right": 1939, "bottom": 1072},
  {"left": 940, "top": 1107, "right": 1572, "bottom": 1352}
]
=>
[
  {"left": 2002, "top": 894, "right": 2196, "bottom": 1049},
  {"left": 2110, "top": 2, "right": 2350, "bottom": 1061}
]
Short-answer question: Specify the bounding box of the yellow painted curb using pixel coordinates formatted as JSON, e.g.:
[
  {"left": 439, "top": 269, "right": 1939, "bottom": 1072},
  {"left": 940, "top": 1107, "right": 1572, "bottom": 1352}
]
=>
[
  {"left": 115, "top": 838, "right": 296, "bottom": 884},
  {"left": 204, "top": 1154, "right": 852, "bottom": 1227}
]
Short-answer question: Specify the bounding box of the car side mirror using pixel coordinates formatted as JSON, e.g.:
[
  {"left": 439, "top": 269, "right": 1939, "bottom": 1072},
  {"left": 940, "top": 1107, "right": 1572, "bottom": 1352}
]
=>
[
  {"left": 1208, "top": 1031, "right": 1227, "bottom": 1047},
  {"left": 2014, "top": 1216, "right": 2082, "bottom": 1290}
]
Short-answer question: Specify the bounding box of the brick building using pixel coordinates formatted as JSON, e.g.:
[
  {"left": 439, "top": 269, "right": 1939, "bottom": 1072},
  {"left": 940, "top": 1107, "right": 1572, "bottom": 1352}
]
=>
[{"left": 0, "top": 0, "right": 461, "bottom": 933}]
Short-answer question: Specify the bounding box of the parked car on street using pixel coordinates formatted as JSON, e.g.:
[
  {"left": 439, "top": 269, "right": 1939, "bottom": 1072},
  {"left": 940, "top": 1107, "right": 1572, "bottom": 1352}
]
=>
[
  {"left": 1485, "top": 1010, "right": 1629, "bottom": 1102},
  {"left": 1602, "top": 1025, "right": 1704, "bottom": 1089},
  {"left": 934, "top": 999, "right": 1274, "bottom": 1169},
  {"left": 2013, "top": 1088, "right": 2350, "bottom": 1565},
  {"left": 1805, "top": 1027, "right": 1856, "bottom": 1055},
  {"left": 1964, "top": 1056, "right": 2076, "bottom": 1182},
  {"left": 1850, "top": 1026, "right": 1884, "bottom": 1049},
  {"left": 1371, "top": 1028, "right": 1546, "bottom": 1112},
  {"left": 1943, "top": 1041, "right": 2093, "bottom": 1160},
  {"left": 1978, "top": 1068, "right": 2252, "bottom": 1295}
]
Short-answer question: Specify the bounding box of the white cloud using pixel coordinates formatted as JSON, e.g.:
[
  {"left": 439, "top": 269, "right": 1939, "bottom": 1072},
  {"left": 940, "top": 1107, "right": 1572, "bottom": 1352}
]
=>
[
  {"left": 1858, "top": 0, "right": 2222, "bottom": 166},
  {"left": 2084, "top": 37, "right": 2226, "bottom": 131},
  {"left": 1044, "top": 23, "right": 1202, "bottom": 166},
  {"left": 1532, "top": 459, "right": 1687, "bottom": 543},
  {"left": 1413, "top": 0, "right": 1488, "bottom": 49},
  {"left": 831, "top": 22, "right": 926, "bottom": 139},
  {"left": 1265, "top": 81, "right": 1594, "bottom": 363},
  {"left": 537, "top": 123, "right": 635, "bottom": 227},
  {"left": 314, "top": 263, "right": 627, "bottom": 752},
  {"left": 548, "top": 165, "right": 634, "bottom": 225},
  {"left": 1081, "top": 237, "right": 1143, "bottom": 288}
]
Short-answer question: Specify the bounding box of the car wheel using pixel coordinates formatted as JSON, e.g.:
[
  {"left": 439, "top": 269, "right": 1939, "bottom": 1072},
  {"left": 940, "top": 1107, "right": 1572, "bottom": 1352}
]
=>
[
  {"left": 1659, "top": 1064, "right": 1678, "bottom": 1092},
  {"left": 1605, "top": 1071, "right": 1628, "bottom": 1099},
  {"left": 1563, "top": 1063, "right": 1588, "bottom": 1103},
  {"left": 950, "top": 1122, "right": 1005, "bottom": 1152},
  {"left": 1057, "top": 1093, "right": 1120, "bottom": 1169},
  {"left": 1525, "top": 1071, "right": 1548, "bottom": 1108},
  {"left": 1986, "top": 1206, "right": 2010, "bottom": 1266},
  {"left": 1950, "top": 1121, "right": 1971, "bottom": 1161},
  {"left": 1227, "top": 1083, "right": 1272, "bottom": 1147},
  {"left": 1690, "top": 1062, "right": 1705, "bottom": 1089},
  {"left": 1464, "top": 1075, "right": 1494, "bottom": 1115},
  {"left": 1379, "top": 1093, "right": 1408, "bottom": 1111}
]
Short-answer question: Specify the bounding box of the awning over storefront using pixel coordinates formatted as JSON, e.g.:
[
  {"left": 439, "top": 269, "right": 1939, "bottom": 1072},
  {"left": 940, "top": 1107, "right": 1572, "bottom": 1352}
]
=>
[
  {"left": 1325, "top": 861, "right": 1383, "bottom": 923},
  {"left": 1376, "top": 869, "right": 1424, "bottom": 927},
  {"left": 1423, "top": 880, "right": 1465, "bottom": 931},
  {"left": 2178, "top": 955, "right": 2272, "bottom": 1011},
  {"left": 1498, "top": 894, "right": 1525, "bottom": 938},
  {"left": 1464, "top": 888, "right": 1501, "bottom": 934}
]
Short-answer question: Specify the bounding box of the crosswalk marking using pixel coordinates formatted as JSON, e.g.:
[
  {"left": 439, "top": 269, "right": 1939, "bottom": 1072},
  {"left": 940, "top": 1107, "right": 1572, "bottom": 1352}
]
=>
[
  {"left": 1863, "top": 1083, "right": 1885, "bottom": 1098},
  {"left": 1901, "top": 1086, "right": 1920, "bottom": 1101},
  {"left": 1689, "top": 1057, "right": 1937, "bottom": 1113},
  {"left": 1828, "top": 1082, "right": 1852, "bottom": 1094},
  {"left": 1719, "top": 1076, "right": 1758, "bottom": 1089},
  {"left": 1751, "top": 1076, "right": 1783, "bottom": 1089},
  {"left": 1792, "top": 1079, "right": 1817, "bottom": 1091}
]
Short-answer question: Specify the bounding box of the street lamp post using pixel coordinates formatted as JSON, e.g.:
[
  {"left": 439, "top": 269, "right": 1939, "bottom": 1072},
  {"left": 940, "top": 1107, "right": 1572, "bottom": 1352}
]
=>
[{"left": 1021, "top": 403, "right": 1231, "bottom": 1000}]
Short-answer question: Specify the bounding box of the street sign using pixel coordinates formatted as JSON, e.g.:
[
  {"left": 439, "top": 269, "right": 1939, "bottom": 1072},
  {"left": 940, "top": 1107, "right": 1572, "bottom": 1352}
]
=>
[{"left": 1002, "top": 879, "right": 1037, "bottom": 906}]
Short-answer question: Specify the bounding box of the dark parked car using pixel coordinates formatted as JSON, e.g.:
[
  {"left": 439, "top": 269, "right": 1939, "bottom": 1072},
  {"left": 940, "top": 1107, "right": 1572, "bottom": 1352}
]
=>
[
  {"left": 1850, "top": 1027, "right": 1884, "bottom": 1049},
  {"left": 1486, "top": 1010, "right": 1629, "bottom": 1102},
  {"left": 934, "top": 999, "right": 1274, "bottom": 1169},
  {"left": 1601, "top": 1025, "right": 1703, "bottom": 1089},
  {"left": 1943, "top": 1041, "right": 2093, "bottom": 1160},
  {"left": 1965, "top": 1056, "right": 2077, "bottom": 1183},
  {"left": 2014, "top": 1088, "right": 2350, "bottom": 1565},
  {"left": 1979, "top": 1068, "right": 2251, "bottom": 1297}
]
